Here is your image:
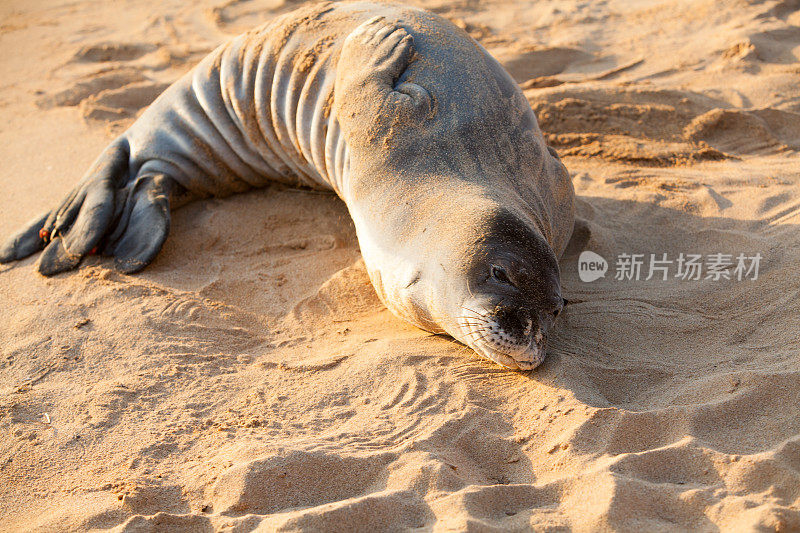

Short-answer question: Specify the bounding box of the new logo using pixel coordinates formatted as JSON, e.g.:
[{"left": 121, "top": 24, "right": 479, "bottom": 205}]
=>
[{"left": 578, "top": 251, "right": 608, "bottom": 282}]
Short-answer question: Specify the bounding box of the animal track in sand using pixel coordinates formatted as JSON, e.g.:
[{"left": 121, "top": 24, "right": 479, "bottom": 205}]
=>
[
  {"left": 206, "top": 0, "right": 306, "bottom": 34},
  {"left": 158, "top": 295, "right": 205, "bottom": 322},
  {"left": 528, "top": 86, "right": 800, "bottom": 162},
  {"left": 36, "top": 68, "right": 147, "bottom": 108},
  {"left": 39, "top": 65, "right": 170, "bottom": 131},
  {"left": 494, "top": 45, "right": 593, "bottom": 83},
  {"left": 741, "top": 27, "right": 800, "bottom": 64},
  {"left": 380, "top": 369, "right": 429, "bottom": 411},
  {"left": 41, "top": 31, "right": 211, "bottom": 131},
  {"left": 685, "top": 107, "right": 800, "bottom": 155},
  {"left": 80, "top": 80, "right": 171, "bottom": 124},
  {"left": 73, "top": 42, "right": 156, "bottom": 63}
]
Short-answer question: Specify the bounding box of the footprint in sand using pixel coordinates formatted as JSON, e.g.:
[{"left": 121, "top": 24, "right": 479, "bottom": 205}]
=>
[{"left": 72, "top": 42, "right": 156, "bottom": 63}]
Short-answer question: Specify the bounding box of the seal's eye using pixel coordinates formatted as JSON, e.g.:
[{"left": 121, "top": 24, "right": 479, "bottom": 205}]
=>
[{"left": 490, "top": 265, "right": 512, "bottom": 285}]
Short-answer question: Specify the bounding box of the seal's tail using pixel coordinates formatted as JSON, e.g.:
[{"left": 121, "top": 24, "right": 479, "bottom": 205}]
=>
[{"left": 0, "top": 138, "right": 173, "bottom": 275}]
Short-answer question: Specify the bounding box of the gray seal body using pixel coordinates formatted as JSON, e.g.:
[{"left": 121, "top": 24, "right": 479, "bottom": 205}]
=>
[{"left": 1, "top": 1, "right": 575, "bottom": 370}]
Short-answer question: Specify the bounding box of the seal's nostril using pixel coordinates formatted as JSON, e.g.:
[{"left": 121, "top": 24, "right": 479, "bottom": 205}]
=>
[{"left": 552, "top": 299, "right": 566, "bottom": 319}]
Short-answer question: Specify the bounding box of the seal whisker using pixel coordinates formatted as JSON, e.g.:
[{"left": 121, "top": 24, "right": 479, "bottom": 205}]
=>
[
  {"left": 459, "top": 318, "right": 488, "bottom": 326},
  {"left": 460, "top": 324, "right": 485, "bottom": 335},
  {"left": 459, "top": 322, "right": 488, "bottom": 333},
  {"left": 465, "top": 331, "right": 490, "bottom": 344},
  {"left": 460, "top": 316, "right": 489, "bottom": 326},
  {"left": 461, "top": 322, "right": 486, "bottom": 332},
  {"left": 461, "top": 306, "right": 489, "bottom": 319},
  {"left": 466, "top": 278, "right": 476, "bottom": 299}
]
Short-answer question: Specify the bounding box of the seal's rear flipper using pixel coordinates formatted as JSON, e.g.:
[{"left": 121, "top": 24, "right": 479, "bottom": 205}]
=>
[
  {"left": 106, "top": 174, "right": 171, "bottom": 274},
  {"left": 0, "top": 138, "right": 175, "bottom": 276},
  {"left": 0, "top": 212, "right": 49, "bottom": 265},
  {"left": 38, "top": 237, "right": 82, "bottom": 275},
  {"left": 33, "top": 140, "right": 129, "bottom": 276},
  {"left": 0, "top": 152, "right": 120, "bottom": 270}
]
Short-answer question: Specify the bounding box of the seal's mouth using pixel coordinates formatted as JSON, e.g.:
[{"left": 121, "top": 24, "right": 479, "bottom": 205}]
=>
[
  {"left": 471, "top": 337, "right": 546, "bottom": 370},
  {"left": 456, "top": 310, "right": 547, "bottom": 371}
]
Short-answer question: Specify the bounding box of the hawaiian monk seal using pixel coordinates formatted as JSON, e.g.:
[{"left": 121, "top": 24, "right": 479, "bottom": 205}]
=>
[{"left": 0, "top": 2, "right": 575, "bottom": 370}]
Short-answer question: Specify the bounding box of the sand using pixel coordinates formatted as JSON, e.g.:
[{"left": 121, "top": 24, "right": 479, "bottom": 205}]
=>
[{"left": 1, "top": 0, "right": 800, "bottom": 531}]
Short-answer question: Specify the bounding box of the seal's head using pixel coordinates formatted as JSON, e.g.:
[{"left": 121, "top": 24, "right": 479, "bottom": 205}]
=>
[
  {"left": 355, "top": 195, "right": 566, "bottom": 371},
  {"left": 452, "top": 208, "right": 565, "bottom": 370}
]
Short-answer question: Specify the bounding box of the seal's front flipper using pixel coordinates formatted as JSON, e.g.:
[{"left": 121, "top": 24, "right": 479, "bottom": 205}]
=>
[
  {"left": 335, "top": 17, "right": 432, "bottom": 144},
  {"left": 105, "top": 174, "right": 172, "bottom": 274},
  {"left": 342, "top": 17, "right": 415, "bottom": 86}
]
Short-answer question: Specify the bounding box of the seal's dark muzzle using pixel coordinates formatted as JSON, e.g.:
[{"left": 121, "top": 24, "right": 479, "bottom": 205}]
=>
[{"left": 492, "top": 306, "right": 533, "bottom": 341}]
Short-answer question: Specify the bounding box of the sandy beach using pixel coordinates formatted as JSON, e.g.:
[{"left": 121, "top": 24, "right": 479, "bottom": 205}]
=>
[{"left": 1, "top": 0, "right": 800, "bottom": 530}]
